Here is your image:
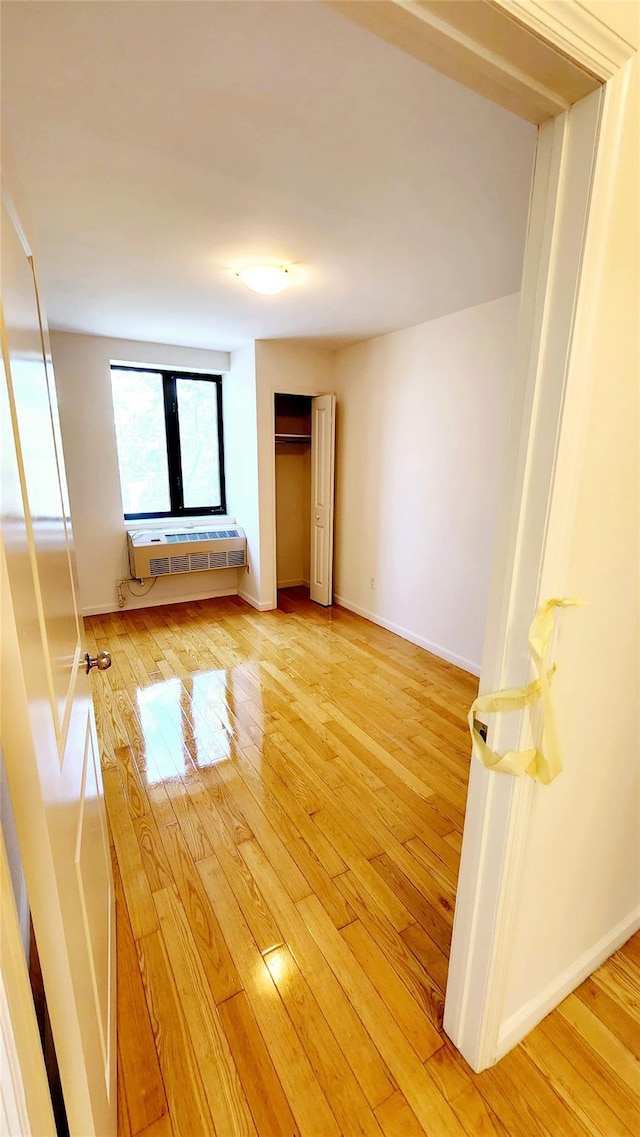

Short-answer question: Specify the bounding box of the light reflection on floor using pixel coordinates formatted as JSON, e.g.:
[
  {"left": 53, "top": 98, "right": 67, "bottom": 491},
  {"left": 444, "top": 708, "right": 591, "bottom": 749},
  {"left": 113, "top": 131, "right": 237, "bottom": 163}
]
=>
[{"left": 136, "top": 668, "right": 250, "bottom": 784}]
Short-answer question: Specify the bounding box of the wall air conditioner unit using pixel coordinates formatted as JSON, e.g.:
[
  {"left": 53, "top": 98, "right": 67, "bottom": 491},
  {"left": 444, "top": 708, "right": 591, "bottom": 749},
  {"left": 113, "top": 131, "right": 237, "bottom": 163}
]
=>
[{"left": 127, "top": 526, "right": 247, "bottom": 579}]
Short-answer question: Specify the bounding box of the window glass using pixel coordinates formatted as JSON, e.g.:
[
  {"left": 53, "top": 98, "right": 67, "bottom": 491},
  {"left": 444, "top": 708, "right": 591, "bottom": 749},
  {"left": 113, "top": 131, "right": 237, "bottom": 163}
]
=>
[
  {"left": 176, "top": 378, "right": 222, "bottom": 509},
  {"left": 111, "top": 369, "right": 170, "bottom": 515}
]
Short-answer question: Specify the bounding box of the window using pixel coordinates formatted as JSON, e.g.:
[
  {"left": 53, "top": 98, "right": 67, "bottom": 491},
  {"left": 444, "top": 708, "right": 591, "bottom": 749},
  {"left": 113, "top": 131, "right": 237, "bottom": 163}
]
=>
[{"left": 111, "top": 366, "right": 226, "bottom": 519}]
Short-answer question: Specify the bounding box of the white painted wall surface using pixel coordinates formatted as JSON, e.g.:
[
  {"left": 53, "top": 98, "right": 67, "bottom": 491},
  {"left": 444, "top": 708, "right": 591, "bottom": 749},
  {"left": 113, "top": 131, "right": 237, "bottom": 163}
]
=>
[
  {"left": 223, "top": 344, "right": 262, "bottom": 608},
  {"left": 275, "top": 444, "right": 311, "bottom": 588},
  {"left": 333, "top": 295, "right": 519, "bottom": 675},
  {"left": 499, "top": 57, "right": 639, "bottom": 1047},
  {"left": 254, "top": 341, "right": 334, "bottom": 608},
  {"left": 50, "top": 332, "right": 237, "bottom": 615}
]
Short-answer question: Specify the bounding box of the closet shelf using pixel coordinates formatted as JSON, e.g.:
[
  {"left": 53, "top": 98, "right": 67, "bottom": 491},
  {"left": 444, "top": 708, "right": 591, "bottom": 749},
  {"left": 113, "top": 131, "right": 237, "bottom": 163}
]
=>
[{"left": 275, "top": 433, "right": 311, "bottom": 443}]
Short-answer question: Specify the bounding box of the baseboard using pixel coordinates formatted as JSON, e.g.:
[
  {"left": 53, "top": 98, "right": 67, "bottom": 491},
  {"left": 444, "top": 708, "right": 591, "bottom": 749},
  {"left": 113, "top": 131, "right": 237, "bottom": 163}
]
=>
[
  {"left": 497, "top": 906, "right": 640, "bottom": 1059},
  {"left": 333, "top": 594, "right": 481, "bottom": 676},
  {"left": 277, "top": 578, "right": 307, "bottom": 589},
  {"left": 237, "top": 589, "right": 275, "bottom": 612},
  {"left": 82, "top": 586, "right": 238, "bottom": 617}
]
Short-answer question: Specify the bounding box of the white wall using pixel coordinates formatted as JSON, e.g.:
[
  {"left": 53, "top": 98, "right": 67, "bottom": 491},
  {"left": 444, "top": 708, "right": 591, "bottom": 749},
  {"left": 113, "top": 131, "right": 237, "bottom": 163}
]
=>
[
  {"left": 50, "top": 332, "right": 237, "bottom": 615},
  {"left": 499, "top": 57, "right": 639, "bottom": 1046},
  {"left": 223, "top": 343, "right": 261, "bottom": 607},
  {"left": 333, "top": 294, "right": 519, "bottom": 674},
  {"left": 254, "top": 341, "right": 335, "bottom": 608}
]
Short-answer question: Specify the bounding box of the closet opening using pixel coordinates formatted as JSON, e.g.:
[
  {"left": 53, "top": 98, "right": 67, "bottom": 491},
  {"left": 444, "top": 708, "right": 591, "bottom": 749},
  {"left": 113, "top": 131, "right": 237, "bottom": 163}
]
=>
[
  {"left": 274, "top": 393, "right": 312, "bottom": 604},
  {"left": 273, "top": 389, "right": 336, "bottom": 609}
]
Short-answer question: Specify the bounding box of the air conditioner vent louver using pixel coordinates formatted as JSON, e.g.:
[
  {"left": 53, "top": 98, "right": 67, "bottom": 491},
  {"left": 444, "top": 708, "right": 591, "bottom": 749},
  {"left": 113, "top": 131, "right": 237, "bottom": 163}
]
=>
[
  {"left": 189, "top": 553, "right": 210, "bottom": 572},
  {"left": 209, "top": 550, "right": 228, "bottom": 569},
  {"left": 149, "top": 557, "right": 170, "bottom": 576},
  {"left": 128, "top": 526, "right": 247, "bottom": 580},
  {"left": 166, "top": 529, "right": 239, "bottom": 543}
]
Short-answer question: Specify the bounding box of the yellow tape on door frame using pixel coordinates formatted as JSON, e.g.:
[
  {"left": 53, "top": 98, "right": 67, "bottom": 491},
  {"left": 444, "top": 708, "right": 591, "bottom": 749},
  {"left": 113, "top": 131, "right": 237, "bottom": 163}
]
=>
[{"left": 469, "top": 598, "right": 583, "bottom": 785}]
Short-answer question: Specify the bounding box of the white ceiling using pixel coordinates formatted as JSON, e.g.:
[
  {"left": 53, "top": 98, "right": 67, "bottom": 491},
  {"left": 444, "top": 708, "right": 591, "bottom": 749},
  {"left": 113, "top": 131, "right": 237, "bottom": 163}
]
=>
[{"left": 1, "top": 1, "right": 536, "bottom": 350}]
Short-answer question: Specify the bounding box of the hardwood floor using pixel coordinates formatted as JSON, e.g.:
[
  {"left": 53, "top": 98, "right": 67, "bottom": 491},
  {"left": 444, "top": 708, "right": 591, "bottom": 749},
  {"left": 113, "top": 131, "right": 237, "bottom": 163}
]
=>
[{"left": 87, "top": 589, "right": 640, "bottom": 1137}]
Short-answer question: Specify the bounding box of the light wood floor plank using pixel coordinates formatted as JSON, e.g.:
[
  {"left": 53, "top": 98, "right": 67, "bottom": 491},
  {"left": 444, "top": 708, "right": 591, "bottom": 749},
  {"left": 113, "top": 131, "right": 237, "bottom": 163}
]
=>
[
  {"left": 159, "top": 823, "right": 242, "bottom": 1004},
  {"left": 153, "top": 885, "right": 258, "bottom": 1137},
  {"left": 137, "top": 1114, "right": 175, "bottom": 1137},
  {"left": 113, "top": 858, "right": 167, "bottom": 1135},
  {"left": 312, "top": 808, "right": 414, "bottom": 932},
  {"left": 372, "top": 852, "right": 453, "bottom": 958},
  {"left": 136, "top": 930, "right": 215, "bottom": 1137},
  {"left": 406, "top": 831, "right": 459, "bottom": 887},
  {"left": 213, "top": 760, "right": 312, "bottom": 903},
  {"left": 197, "top": 853, "right": 342, "bottom": 1137},
  {"left": 323, "top": 709, "right": 436, "bottom": 802},
  {"left": 114, "top": 744, "right": 151, "bottom": 820},
  {"left": 341, "top": 919, "right": 443, "bottom": 1062},
  {"left": 338, "top": 780, "right": 416, "bottom": 845},
  {"left": 239, "top": 837, "right": 395, "bottom": 1109},
  {"left": 336, "top": 870, "right": 446, "bottom": 1029},
  {"left": 133, "top": 813, "right": 175, "bottom": 894},
  {"left": 523, "top": 1016, "right": 637, "bottom": 1136},
  {"left": 116, "top": 1044, "right": 132, "bottom": 1137},
  {"left": 575, "top": 975, "right": 640, "bottom": 1058},
  {"left": 104, "top": 766, "right": 158, "bottom": 940},
  {"left": 285, "top": 836, "right": 355, "bottom": 929},
  {"left": 532, "top": 1009, "right": 640, "bottom": 1132},
  {"left": 297, "top": 893, "right": 466, "bottom": 1137},
  {"left": 217, "top": 992, "right": 297, "bottom": 1137},
  {"left": 401, "top": 921, "right": 450, "bottom": 994},
  {"left": 263, "top": 943, "right": 385, "bottom": 1137},
  {"left": 208, "top": 813, "right": 285, "bottom": 956},
  {"left": 556, "top": 992, "right": 640, "bottom": 1106},
  {"left": 245, "top": 744, "right": 348, "bottom": 876},
  {"left": 375, "top": 1092, "right": 426, "bottom": 1137}
]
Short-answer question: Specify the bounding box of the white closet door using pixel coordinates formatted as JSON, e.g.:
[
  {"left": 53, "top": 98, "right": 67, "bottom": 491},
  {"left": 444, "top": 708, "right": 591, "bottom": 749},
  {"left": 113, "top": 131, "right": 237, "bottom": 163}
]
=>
[{"left": 309, "top": 394, "right": 336, "bottom": 606}]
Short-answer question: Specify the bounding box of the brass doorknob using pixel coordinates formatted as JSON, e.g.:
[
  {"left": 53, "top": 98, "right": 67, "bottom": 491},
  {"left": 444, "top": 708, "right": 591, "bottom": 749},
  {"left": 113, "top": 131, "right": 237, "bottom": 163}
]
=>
[{"left": 84, "top": 651, "right": 112, "bottom": 674}]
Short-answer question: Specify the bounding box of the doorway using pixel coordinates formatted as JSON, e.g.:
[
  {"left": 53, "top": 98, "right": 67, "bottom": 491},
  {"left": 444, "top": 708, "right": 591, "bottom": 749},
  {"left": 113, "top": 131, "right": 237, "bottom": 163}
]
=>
[{"left": 272, "top": 391, "right": 336, "bottom": 608}]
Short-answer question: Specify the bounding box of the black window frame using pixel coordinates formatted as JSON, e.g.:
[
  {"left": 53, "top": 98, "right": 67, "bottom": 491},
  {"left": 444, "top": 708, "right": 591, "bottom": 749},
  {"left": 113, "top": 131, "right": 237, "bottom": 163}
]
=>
[{"left": 111, "top": 365, "right": 227, "bottom": 520}]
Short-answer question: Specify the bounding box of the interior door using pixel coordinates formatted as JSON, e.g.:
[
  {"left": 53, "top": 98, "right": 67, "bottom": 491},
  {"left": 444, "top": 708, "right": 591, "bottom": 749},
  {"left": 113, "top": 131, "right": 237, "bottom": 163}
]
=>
[
  {"left": 309, "top": 393, "right": 336, "bottom": 606},
  {"left": 0, "top": 198, "right": 116, "bottom": 1135}
]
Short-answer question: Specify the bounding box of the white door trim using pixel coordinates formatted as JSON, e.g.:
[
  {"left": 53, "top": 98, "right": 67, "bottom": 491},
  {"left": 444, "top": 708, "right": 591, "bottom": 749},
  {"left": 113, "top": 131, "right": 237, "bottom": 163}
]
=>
[
  {"left": 493, "top": 0, "right": 638, "bottom": 78},
  {"left": 333, "top": 0, "right": 636, "bottom": 122}
]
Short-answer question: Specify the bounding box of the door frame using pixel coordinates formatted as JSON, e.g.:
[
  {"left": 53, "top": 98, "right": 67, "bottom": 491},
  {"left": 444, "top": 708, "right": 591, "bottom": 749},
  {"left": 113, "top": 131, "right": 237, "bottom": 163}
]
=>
[
  {"left": 336, "top": 0, "right": 637, "bottom": 1072},
  {"left": 444, "top": 67, "right": 634, "bottom": 1070}
]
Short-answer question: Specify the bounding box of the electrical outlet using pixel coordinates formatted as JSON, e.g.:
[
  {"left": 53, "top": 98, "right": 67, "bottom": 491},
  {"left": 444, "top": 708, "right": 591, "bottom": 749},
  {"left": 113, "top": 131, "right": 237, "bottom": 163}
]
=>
[{"left": 369, "top": 576, "right": 376, "bottom": 590}]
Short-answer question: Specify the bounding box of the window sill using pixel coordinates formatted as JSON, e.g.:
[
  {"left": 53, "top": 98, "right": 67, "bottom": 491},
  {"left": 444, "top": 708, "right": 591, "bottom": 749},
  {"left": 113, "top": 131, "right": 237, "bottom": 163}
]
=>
[{"left": 123, "top": 515, "right": 236, "bottom": 531}]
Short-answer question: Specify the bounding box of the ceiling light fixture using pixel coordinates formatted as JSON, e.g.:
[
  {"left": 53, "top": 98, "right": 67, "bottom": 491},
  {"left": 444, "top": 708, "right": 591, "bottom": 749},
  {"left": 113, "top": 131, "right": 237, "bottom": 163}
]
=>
[{"left": 235, "top": 264, "right": 292, "bottom": 296}]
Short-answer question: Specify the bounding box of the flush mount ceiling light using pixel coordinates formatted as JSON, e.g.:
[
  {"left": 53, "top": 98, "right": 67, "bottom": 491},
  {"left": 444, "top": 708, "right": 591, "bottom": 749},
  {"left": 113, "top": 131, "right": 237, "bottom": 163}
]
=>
[{"left": 235, "top": 264, "right": 292, "bottom": 296}]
